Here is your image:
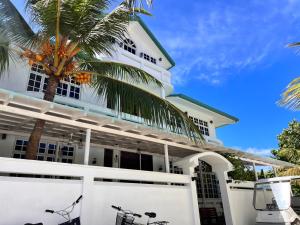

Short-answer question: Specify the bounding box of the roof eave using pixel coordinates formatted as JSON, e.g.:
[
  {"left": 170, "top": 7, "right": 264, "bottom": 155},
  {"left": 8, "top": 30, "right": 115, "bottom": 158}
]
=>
[{"left": 167, "top": 94, "right": 239, "bottom": 123}]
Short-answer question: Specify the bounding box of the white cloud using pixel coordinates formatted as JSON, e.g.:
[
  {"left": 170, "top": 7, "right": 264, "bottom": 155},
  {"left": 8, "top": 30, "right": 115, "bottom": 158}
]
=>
[
  {"left": 232, "top": 146, "right": 273, "bottom": 157},
  {"left": 156, "top": 0, "right": 300, "bottom": 86}
]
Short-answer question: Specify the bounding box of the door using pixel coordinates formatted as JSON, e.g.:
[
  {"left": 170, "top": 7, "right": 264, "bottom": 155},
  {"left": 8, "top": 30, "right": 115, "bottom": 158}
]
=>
[
  {"left": 120, "top": 151, "right": 140, "bottom": 170},
  {"left": 104, "top": 149, "right": 113, "bottom": 167},
  {"left": 141, "top": 154, "right": 153, "bottom": 171}
]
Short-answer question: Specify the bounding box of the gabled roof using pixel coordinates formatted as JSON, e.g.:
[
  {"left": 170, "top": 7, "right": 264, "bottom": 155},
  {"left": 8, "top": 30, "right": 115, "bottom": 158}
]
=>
[
  {"left": 131, "top": 16, "right": 176, "bottom": 70},
  {"left": 168, "top": 93, "right": 239, "bottom": 123}
]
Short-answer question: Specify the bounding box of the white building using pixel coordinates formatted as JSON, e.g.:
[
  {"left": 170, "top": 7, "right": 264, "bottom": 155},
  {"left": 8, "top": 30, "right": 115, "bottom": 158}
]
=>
[{"left": 0, "top": 16, "right": 293, "bottom": 225}]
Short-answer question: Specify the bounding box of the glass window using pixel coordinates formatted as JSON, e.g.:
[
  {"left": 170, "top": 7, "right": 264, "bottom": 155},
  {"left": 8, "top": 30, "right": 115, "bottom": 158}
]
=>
[
  {"left": 48, "top": 144, "right": 56, "bottom": 155},
  {"left": 123, "top": 39, "right": 136, "bottom": 55},
  {"left": 189, "top": 116, "right": 210, "bottom": 136},
  {"left": 61, "top": 146, "right": 74, "bottom": 164},
  {"left": 195, "top": 161, "right": 220, "bottom": 199},
  {"left": 13, "top": 139, "right": 59, "bottom": 162},
  {"left": 27, "top": 73, "right": 42, "bottom": 92}
]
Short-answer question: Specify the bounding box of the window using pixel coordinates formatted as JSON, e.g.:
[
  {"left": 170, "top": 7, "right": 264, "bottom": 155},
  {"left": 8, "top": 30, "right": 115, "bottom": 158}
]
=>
[
  {"left": 143, "top": 53, "right": 150, "bottom": 61},
  {"left": 48, "top": 144, "right": 56, "bottom": 155},
  {"left": 61, "top": 146, "right": 74, "bottom": 164},
  {"left": 141, "top": 53, "right": 157, "bottom": 65},
  {"left": 195, "top": 161, "right": 221, "bottom": 199},
  {"left": 13, "top": 139, "right": 58, "bottom": 162},
  {"left": 189, "top": 116, "right": 210, "bottom": 136},
  {"left": 150, "top": 57, "right": 157, "bottom": 64},
  {"left": 27, "top": 64, "right": 44, "bottom": 92},
  {"left": 69, "top": 77, "right": 81, "bottom": 99},
  {"left": 57, "top": 83, "right": 68, "bottom": 97},
  {"left": 123, "top": 39, "right": 136, "bottom": 55},
  {"left": 27, "top": 73, "right": 42, "bottom": 92},
  {"left": 31, "top": 63, "right": 44, "bottom": 73},
  {"left": 43, "top": 76, "right": 81, "bottom": 100}
]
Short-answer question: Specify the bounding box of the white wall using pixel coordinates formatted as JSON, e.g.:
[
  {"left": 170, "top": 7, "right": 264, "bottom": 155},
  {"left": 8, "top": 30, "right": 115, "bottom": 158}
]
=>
[
  {"left": 229, "top": 181, "right": 256, "bottom": 225},
  {"left": 0, "top": 157, "right": 196, "bottom": 225}
]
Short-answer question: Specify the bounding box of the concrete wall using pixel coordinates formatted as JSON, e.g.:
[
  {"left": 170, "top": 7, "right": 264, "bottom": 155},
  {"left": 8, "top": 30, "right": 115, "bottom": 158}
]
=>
[
  {"left": 229, "top": 181, "right": 256, "bottom": 225},
  {"left": 0, "top": 157, "right": 197, "bottom": 225}
]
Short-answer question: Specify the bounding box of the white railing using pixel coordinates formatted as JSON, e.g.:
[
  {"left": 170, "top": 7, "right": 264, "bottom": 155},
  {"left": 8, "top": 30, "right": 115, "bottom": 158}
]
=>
[{"left": 0, "top": 157, "right": 197, "bottom": 225}]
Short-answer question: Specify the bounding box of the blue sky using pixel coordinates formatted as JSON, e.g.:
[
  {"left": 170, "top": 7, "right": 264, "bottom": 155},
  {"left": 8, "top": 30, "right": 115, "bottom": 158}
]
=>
[{"left": 12, "top": 0, "right": 300, "bottom": 156}]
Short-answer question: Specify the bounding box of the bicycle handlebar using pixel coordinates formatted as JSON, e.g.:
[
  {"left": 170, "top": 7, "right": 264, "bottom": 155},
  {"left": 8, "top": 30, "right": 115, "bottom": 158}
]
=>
[
  {"left": 45, "top": 209, "right": 54, "bottom": 214},
  {"left": 75, "top": 195, "right": 82, "bottom": 204},
  {"left": 111, "top": 205, "right": 121, "bottom": 211},
  {"left": 111, "top": 205, "right": 141, "bottom": 217}
]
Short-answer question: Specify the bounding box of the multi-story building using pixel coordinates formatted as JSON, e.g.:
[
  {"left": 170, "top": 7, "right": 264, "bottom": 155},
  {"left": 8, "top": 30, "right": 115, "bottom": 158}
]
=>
[{"left": 0, "top": 16, "right": 292, "bottom": 225}]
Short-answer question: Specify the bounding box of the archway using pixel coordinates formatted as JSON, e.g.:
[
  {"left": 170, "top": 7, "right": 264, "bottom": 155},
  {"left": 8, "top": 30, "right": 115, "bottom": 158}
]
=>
[{"left": 174, "top": 152, "right": 234, "bottom": 225}]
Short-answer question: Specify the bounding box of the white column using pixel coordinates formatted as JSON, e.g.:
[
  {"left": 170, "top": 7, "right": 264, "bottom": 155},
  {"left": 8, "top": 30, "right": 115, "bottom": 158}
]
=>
[
  {"left": 198, "top": 160, "right": 206, "bottom": 207},
  {"left": 80, "top": 175, "right": 94, "bottom": 225},
  {"left": 161, "top": 87, "right": 166, "bottom": 99},
  {"left": 164, "top": 144, "right": 170, "bottom": 173},
  {"left": 273, "top": 166, "right": 278, "bottom": 177},
  {"left": 253, "top": 162, "right": 258, "bottom": 181},
  {"left": 84, "top": 128, "right": 91, "bottom": 165},
  {"left": 216, "top": 170, "right": 235, "bottom": 225}
]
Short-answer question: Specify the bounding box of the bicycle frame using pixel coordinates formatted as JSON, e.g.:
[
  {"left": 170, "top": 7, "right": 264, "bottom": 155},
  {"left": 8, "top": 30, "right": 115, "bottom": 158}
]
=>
[{"left": 45, "top": 195, "right": 82, "bottom": 225}]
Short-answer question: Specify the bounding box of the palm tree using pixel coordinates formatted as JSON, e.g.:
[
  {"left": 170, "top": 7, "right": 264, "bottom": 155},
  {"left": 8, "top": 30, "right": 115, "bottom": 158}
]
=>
[
  {"left": 0, "top": 0, "right": 202, "bottom": 160},
  {"left": 279, "top": 42, "right": 300, "bottom": 109}
]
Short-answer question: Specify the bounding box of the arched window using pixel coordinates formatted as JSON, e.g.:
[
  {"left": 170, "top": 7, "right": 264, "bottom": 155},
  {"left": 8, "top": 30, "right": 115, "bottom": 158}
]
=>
[{"left": 123, "top": 39, "right": 136, "bottom": 55}]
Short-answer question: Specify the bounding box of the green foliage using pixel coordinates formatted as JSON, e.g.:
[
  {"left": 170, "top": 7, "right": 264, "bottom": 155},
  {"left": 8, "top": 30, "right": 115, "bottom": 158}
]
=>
[
  {"left": 258, "top": 169, "right": 265, "bottom": 179},
  {"left": 272, "top": 120, "right": 300, "bottom": 164},
  {"left": 222, "top": 153, "right": 256, "bottom": 181}
]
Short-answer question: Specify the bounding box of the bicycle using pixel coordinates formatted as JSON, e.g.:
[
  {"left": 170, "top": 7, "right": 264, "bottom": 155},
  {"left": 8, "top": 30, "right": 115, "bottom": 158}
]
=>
[
  {"left": 25, "top": 195, "right": 82, "bottom": 225},
  {"left": 144, "top": 212, "right": 169, "bottom": 225},
  {"left": 111, "top": 205, "right": 142, "bottom": 225}
]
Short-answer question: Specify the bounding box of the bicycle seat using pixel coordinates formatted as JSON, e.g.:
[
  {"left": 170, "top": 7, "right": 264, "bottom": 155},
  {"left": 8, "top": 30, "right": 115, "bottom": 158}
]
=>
[
  {"left": 145, "top": 212, "right": 156, "bottom": 218},
  {"left": 24, "top": 223, "right": 43, "bottom": 225}
]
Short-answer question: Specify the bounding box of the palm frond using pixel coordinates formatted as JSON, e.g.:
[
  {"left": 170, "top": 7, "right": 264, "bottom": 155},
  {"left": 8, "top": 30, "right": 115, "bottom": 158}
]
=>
[
  {"left": 79, "top": 59, "right": 162, "bottom": 86},
  {"left": 91, "top": 74, "right": 203, "bottom": 142},
  {"left": 279, "top": 76, "right": 300, "bottom": 110},
  {"left": 0, "top": 0, "right": 38, "bottom": 74},
  {"left": 288, "top": 42, "right": 300, "bottom": 47},
  {"left": 278, "top": 167, "right": 300, "bottom": 176}
]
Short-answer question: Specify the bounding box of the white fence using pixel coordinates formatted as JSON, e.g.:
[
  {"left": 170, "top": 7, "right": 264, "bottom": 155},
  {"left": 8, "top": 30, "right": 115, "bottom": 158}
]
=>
[
  {"left": 0, "top": 157, "right": 197, "bottom": 225},
  {"left": 229, "top": 181, "right": 256, "bottom": 225}
]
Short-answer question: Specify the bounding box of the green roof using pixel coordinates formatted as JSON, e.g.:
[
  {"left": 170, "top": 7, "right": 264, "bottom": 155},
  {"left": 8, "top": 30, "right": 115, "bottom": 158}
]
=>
[
  {"left": 131, "top": 16, "right": 176, "bottom": 70},
  {"left": 168, "top": 94, "right": 239, "bottom": 122}
]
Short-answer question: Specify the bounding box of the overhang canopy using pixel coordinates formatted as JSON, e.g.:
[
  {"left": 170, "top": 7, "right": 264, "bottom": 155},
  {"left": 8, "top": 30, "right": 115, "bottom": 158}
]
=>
[{"left": 0, "top": 88, "right": 293, "bottom": 167}]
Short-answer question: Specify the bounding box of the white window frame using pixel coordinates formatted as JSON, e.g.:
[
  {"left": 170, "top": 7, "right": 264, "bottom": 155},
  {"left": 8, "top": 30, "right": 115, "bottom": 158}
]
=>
[
  {"left": 189, "top": 116, "right": 210, "bottom": 136},
  {"left": 123, "top": 39, "right": 136, "bottom": 55},
  {"left": 12, "top": 138, "right": 75, "bottom": 163},
  {"left": 27, "top": 63, "right": 81, "bottom": 100}
]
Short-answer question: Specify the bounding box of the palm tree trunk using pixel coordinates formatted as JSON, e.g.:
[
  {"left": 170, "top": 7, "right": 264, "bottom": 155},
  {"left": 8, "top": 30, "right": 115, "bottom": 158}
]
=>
[{"left": 25, "top": 75, "right": 59, "bottom": 160}]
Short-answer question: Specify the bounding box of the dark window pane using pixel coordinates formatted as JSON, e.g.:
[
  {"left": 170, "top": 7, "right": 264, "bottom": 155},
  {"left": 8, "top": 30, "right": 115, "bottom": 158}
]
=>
[
  {"left": 15, "top": 145, "right": 22, "bottom": 150},
  {"left": 28, "top": 80, "right": 34, "bottom": 86},
  {"left": 13, "top": 154, "right": 20, "bottom": 158}
]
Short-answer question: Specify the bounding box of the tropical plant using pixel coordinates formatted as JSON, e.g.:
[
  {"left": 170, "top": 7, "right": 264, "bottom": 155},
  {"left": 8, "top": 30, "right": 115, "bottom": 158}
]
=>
[
  {"left": 222, "top": 153, "right": 256, "bottom": 181},
  {"left": 271, "top": 120, "right": 300, "bottom": 176},
  {"left": 280, "top": 42, "right": 300, "bottom": 109},
  {"left": 0, "top": 0, "right": 202, "bottom": 160}
]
